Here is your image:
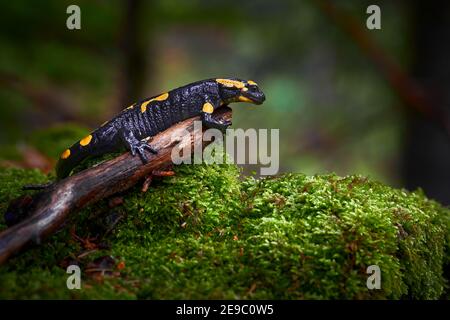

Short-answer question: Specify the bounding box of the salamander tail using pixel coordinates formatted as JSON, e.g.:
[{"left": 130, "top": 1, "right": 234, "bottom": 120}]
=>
[{"left": 55, "top": 134, "right": 96, "bottom": 179}]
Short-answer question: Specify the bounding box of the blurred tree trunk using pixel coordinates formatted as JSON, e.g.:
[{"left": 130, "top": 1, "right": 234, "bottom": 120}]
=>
[
  {"left": 403, "top": 1, "right": 450, "bottom": 204},
  {"left": 116, "top": 0, "right": 153, "bottom": 113}
]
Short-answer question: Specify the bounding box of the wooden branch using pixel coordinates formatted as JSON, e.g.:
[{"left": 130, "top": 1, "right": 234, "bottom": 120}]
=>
[{"left": 0, "top": 107, "right": 232, "bottom": 265}]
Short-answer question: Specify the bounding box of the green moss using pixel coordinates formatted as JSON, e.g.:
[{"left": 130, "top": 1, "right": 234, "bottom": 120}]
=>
[
  {"left": 0, "top": 168, "right": 49, "bottom": 219},
  {"left": 0, "top": 163, "right": 448, "bottom": 300},
  {"left": 0, "top": 124, "right": 448, "bottom": 299}
]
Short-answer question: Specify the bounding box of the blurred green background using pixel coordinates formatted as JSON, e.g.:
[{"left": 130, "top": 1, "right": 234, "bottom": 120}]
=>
[{"left": 0, "top": 0, "right": 448, "bottom": 204}]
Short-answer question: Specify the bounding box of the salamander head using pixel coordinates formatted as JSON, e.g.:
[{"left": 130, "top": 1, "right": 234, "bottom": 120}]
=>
[{"left": 216, "top": 78, "right": 266, "bottom": 105}]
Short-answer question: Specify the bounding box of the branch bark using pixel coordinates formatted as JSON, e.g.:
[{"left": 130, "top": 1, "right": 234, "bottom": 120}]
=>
[{"left": 0, "top": 107, "right": 232, "bottom": 265}]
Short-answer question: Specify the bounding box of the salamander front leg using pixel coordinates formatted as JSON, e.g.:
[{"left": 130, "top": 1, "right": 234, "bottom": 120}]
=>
[
  {"left": 201, "top": 113, "right": 232, "bottom": 132},
  {"left": 201, "top": 101, "right": 231, "bottom": 132},
  {"left": 120, "top": 128, "right": 157, "bottom": 163}
]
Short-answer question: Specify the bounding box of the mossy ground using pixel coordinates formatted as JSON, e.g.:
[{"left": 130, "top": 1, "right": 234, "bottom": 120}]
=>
[{"left": 0, "top": 127, "right": 449, "bottom": 299}]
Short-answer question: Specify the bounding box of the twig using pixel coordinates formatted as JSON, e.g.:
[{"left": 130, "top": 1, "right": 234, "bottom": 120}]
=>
[{"left": 0, "top": 107, "right": 232, "bottom": 264}]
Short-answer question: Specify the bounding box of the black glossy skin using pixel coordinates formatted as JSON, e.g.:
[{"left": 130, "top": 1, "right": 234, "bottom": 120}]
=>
[{"left": 55, "top": 78, "right": 265, "bottom": 179}]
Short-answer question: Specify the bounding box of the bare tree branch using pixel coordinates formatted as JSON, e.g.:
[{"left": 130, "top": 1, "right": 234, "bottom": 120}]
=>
[{"left": 0, "top": 107, "right": 232, "bottom": 265}]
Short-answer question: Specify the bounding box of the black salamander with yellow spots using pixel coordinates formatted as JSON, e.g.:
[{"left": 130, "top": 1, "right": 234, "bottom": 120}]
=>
[{"left": 55, "top": 78, "right": 265, "bottom": 179}]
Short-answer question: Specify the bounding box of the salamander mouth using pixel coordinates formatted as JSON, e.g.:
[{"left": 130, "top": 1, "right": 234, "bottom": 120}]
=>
[{"left": 239, "top": 91, "right": 266, "bottom": 104}]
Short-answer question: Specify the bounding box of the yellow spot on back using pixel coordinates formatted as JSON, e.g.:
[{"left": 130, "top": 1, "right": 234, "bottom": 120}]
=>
[
  {"left": 216, "top": 79, "right": 245, "bottom": 89},
  {"left": 238, "top": 96, "right": 253, "bottom": 103},
  {"left": 247, "top": 80, "right": 258, "bottom": 86},
  {"left": 141, "top": 100, "right": 151, "bottom": 113},
  {"left": 61, "top": 149, "right": 71, "bottom": 159},
  {"left": 140, "top": 92, "right": 169, "bottom": 113},
  {"left": 80, "top": 135, "right": 93, "bottom": 147},
  {"left": 242, "top": 87, "right": 248, "bottom": 92},
  {"left": 202, "top": 102, "right": 214, "bottom": 114},
  {"left": 154, "top": 92, "right": 169, "bottom": 101}
]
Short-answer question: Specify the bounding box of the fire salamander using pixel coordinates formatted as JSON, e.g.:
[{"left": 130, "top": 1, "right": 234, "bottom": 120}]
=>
[{"left": 55, "top": 78, "right": 265, "bottom": 179}]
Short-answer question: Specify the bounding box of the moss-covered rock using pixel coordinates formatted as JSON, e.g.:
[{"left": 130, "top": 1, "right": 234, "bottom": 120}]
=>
[{"left": 0, "top": 163, "right": 448, "bottom": 299}]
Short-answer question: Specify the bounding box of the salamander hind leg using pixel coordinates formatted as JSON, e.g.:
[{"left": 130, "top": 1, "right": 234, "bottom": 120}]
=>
[{"left": 120, "top": 128, "right": 157, "bottom": 164}]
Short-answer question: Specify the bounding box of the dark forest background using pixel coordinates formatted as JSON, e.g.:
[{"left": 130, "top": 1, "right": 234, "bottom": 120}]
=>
[{"left": 0, "top": 0, "right": 448, "bottom": 204}]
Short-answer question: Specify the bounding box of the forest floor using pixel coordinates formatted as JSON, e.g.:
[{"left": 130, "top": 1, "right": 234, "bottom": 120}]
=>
[{"left": 0, "top": 126, "right": 448, "bottom": 299}]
